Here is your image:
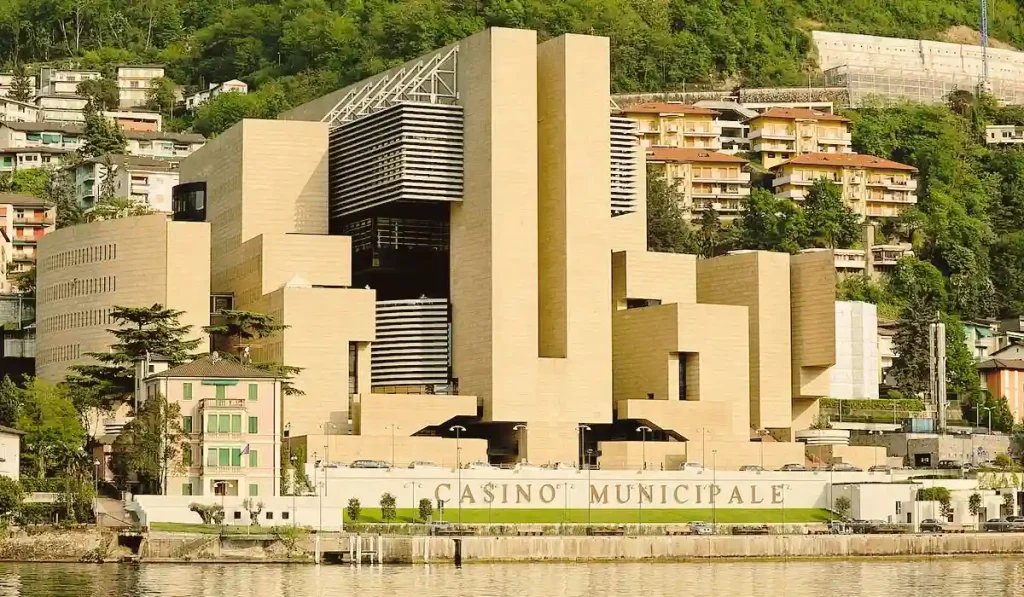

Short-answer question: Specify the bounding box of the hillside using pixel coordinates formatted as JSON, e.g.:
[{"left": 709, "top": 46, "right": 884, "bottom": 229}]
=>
[{"left": 3, "top": 0, "right": 1024, "bottom": 135}]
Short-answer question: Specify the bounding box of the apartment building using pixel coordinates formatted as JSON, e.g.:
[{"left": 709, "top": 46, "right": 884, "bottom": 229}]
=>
[
  {"left": 986, "top": 124, "right": 1024, "bottom": 145},
  {"left": 0, "top": 73, "right": 36, "bottom": 98},
  {"left": 185, "top": 80, "right": 248, "bottom": 111},
  {"left": 748, "top": 108, "right": 853, "bottom": 168},
  {"left": 102, "top": 110, "right": 162, "bottom": 132},
  {"left": 38, "top": 68, "right": 100, "bottom": 96},
  {"left": 141, "top": 354, "right": 283, "bottom": 497},
  {"left": 693, "top": 100, "right": 758, "bottom": 153},
  {"left": 0, "top": 122, "right": 205, "bottom": 162},
  {"left": 34, "top": 214, "right": 210, "bottom": 382},
  {"left": 0, "top": 147, "right": 69, "bottom": 173},
  {"left": 0, "top": 193, "right": 56, "bottom": 287},
  {"left": 74, "top": 155, "right": 179, "bottom": 213},
  {"left": 829, "top": 244, "right": 915, "bottom": 278},
  {"left": 618, "top": 102, "right": 721, "bottom": 150},
  {"left": 0, "top": 97, "right": 38, "bottom": 123},
  {"left": 645, "top": 146, "right": 750, "bottom": 220},
  {"left": 126, "top": 131, "right": 205, "bottom": 161},
  {"left": 34, "top": 95, "right": 89, "bottom": 124},
  {"left": 116, "top": 65, "right": 165, "bottom": 108},
  {"left": 772, "top": 153, "right": 918, "bottom": 218}
]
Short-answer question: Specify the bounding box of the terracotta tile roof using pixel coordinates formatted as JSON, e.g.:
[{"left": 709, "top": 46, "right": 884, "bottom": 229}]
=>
[
  {"left": 749, "top": 108, "right": 849, "bottom": 123},
  {"left": 977, "top": 358, "right": 1024, "bottom": 371},
  {"left": 620, "top": 102, "right": 720, "bottom": 116},
  {"left": 775, "top": 152, "right": 917, "bottom": 171},
  {"left": 148, "top": 355, "right": 282, "bottom": 379},
  {"left": 0, "top": 193, "right": 47, "bottom": 207},
  {"left": 646, "top": 146, "right": 749, "bottom": 165},
  {"left": 81, "top": 154, "right": 178, "bottom": 171}
]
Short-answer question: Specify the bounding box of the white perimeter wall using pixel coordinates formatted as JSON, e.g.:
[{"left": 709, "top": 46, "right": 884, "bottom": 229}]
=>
[{"left": 831, "top": 301, "right": 879, "bottom": 399}]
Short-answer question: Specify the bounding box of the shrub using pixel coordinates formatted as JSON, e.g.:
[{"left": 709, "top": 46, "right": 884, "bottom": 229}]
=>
[
  {"left": 189, "top": 503, "right": 224, "bottom": 525},
  {"left": 418, "top": 498, "right": 433, "bottom": 522},
  {"left": 995, "top": 453, "right": 1013, "bottom": 469},
  {"left": 346, "top": 498, "right": 361, "bottom": 523},
  {"left": 833, "top": 496, "right": 851, "bottom": 521},
  {"left": 380, "top": 492, "right": 396, "bottom": 524},
  {"left": 0, "top": 477, "right": 23, "bottom": 519}
]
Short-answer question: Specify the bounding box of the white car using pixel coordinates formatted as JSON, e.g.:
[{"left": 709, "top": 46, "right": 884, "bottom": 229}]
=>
[
  {"left": 679, "top": 462, "right": 705, "bottom": 471},
  {"left": 464, "top": 461, "right": 495, "bottom": 470},
  {"left": 408, "top": 461, "right": 444, "bottom": 469},
  {"left": 544, "top": 462, "right": 577, "bottom": 470},
  {"left": 514, "top": 461, "right": 543, "bottom": 470}
]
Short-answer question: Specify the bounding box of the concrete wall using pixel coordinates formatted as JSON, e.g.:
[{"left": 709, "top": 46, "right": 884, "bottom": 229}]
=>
[
  {"left": 850, "top": 432, "right": 1011, "bottom": 465},
  {"left": 130, "top": 495, "right": 345, "bottom": 530}
]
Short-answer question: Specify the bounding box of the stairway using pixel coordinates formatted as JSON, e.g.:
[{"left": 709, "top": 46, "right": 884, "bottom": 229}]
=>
[{"left": 94, "top": 497, "right": 137, "bottom": 529}]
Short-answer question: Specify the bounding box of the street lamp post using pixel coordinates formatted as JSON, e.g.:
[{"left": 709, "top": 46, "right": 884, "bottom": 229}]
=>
[
  {"left": 93, "top": 459, "right": 100, "bottom": 496},
  {"left": 387, "top": 424, "right": 400, "bottom": 467},
  {"left": 513, "top": 424, "right": 527, "bottom": 463},
  {"left": 757, "top": 429, "right": 768, "bottom": 468},
  {"left": 586, "top": 448, "right": 594, "bottom": 526},
  {"left": 637, "top": 426, "right": 652, "bottom": 529},
  {"left": 711, "top": 450, "right": 718, "bottom": 532},
  {"left": 637, "top": 426, "right": 652, "bottom": 471},
  {"left": 290, "top": 454, "right": 297, "bottom": 527},
  {"left": 578, "top": 424, "right": 591, "bottom": 469},
  {"left": 562, "top": 482, "right": 574, "bottom": 527},
  {"left": 404, "top": 481, "right": 422, "bottom": 516},
  {"left": 450, "top": 425, "right": 466, "bottom": 526},
  {"left": 984, "top": 407, "right": 993, "bottom": 434}
]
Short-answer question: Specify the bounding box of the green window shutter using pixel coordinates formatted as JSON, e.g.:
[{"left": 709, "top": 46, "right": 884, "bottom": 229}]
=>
[
  {"left": 248, "top": 416, "right": 258, "bottom": 434},
  {"left": 0, "top": 157, "right": 10, "bottom": 167},
  {"left": 182, "top": 483, "right": 192, "bottom": 496},
  {"left": 249, "top": 450, "right": 258, "bottom": 468},
  {"left": 249, "top": 484, "right": 258, "bottom": 497},
  {"left": 215, "top": 385, "right": 226, "bottom": 401},
  {"left": 218, "top": 448, "right": 230, "bottom": 466},
  {"left": 182, "top": 416, "right": 192, "bottom": 433},
  {"left": 231, "top": 448, "right": 241, "bottom": 467},
  {"left": 231, "top": 414, "right": 241, "bottom": 433},
  {"left": 183, "top": 383, "right": 192, "bottom": 400},
  {"left": 182, "top": 448, "right": 192, "bottom": 467},
  {"left": 206, "top": 414, "right": 217, "bottom": 433},
  {"left": 248, "top": 384, "right": 258, "bottom": 401},
  {"left": 218, "top": 414, "right": 230, "bottom": 433},
  {"left": 207, "top": 449, "right": 217, "bottom": 466}
]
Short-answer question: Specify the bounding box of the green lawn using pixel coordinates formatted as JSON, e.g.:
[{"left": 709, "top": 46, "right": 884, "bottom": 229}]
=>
[{"left": 347, "top": 507, "right": 832, "bottom": 524}]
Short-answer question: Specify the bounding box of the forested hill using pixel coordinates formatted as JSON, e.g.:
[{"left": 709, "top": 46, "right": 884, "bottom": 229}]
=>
[{"left": 5, "top": 0, "right": 1024, "bottom": 126}]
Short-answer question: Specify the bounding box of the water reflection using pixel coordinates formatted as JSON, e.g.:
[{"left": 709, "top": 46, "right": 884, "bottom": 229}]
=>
[{"left": 0, "top": 559, "right": 1022, "bottom": 596}]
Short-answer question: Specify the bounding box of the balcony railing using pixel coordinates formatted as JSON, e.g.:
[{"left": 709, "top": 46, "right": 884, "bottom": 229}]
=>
[
  {"left": 11, "top": 254, "right": 34, "bottom": 262},
  {"left": 199, "top": 398, "right": 246, "bottom": 410},
  {"left": 203, "top": 464, "right": 243, "bottom": 473},
  {"left": 749, "top": 129, "right": 795, "bottom": 141},
  {"left": 13, "top": 217, "right": 52, "bottom": 226}
]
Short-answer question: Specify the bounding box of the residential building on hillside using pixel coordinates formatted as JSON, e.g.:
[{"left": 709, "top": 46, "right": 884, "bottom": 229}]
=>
[
  {"left": 102, "top": 110, "right": 162, "bottom": 132},
  {"left": 185, "top": 80, "right": 248, "bottom": 111},
  {"left": 126, "top": 131, "right": 205, "bottom": 161},
  {"left": 0, "top": 122, "right": 205, "bottom": 161},
  {"left": 34, "top": 95, "right": 89, "bottom": 123},
  {"left": 0, "top": 73, "right": 37, "bottom": 98},
  {"left": 0, "top": 97, "right": 38, "bottom": 123},
  {"left": 0, "top": 426, "right": 23, "bottom": 480},
  {"left": 772, "top": 153, "right": 918, "bottom": 218},
  {"left": 141, "top": 354, "right": 283, "bottom": 497},
  {"left": 978, "top": 358, "right": 1024, "bottom": 423},
  {"left": 618, "top": 102, "right": 722, "bottom": 150},
  {"left": 645, "top": 146, "right": 750, "bottom": 220},
  {"left": 116, "top": 65, "right": 165, "bottom": 108},
  {"left": 34, "top": 214, "right": 210, "bottom": 382},
  {"left": 827, "top": 244, "right": 914, "bottom": 278},
  {"left": 0, "top": 193, "right": 56, "bottom": 287},
  {"left": 986, "top": 124, "right": 1024, "bottom": 145},
  {"left": 693, "top": 100, "right": 758, "bottom": 153},
  {"left": 38, "top": 69, "right": 100, "bottom": 96},
  {"left": 748, "top": 108, "right": 853, "bottom": 168},
  {"left": 73, "top": 155, "right": 179, "bottom": 213},
  {"left": 0, "top": 147, "right": 70, "bottom": 174}
]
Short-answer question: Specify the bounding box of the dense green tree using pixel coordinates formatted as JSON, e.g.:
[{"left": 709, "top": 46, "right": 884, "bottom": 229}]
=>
[
  {"left": 0, "top": 169, "right": 49, "bottom": 198},
  {"left": 0, "top": 376, "right": 20, "bottom": 427},
  {"left": 16, "top": 379, "right": 86, "bottom": 480},
  {"left": 144, "top": 77, "right": 179, "bottom": 116},
  {"left": 941, "top": 312, "right": 978, "bottom": 396},
  {"left": 695, "top": 206, "right": 725, "bottom": 258},
  {"left": 77, "top": 78, "right": 120, "bottom": 112},
  {"left": 79, "top": 106, "right": 128, "bottom": 158},
  {"left": 7, "top": 64, "right": 32, "bottom": 103},
  {"left": 646, "top": 166, "right": 694, "bottom": 254},
  {"left": 204, "top": 310, "right": 303, "bottom": 395},
  {"left": 730, "top": 188, "right": 807, "bottom": 253},
  {"left": 803, "top": 178, "right": 860, "bottom": 249},
  {"left": 836, "top": 274, "right": 888, "bottom": 305},
  {"left": 110, "top": 392, "right": 186, "bottom": 494},
  {"left": 10, "top": 266, "right": 34, "bottom": 296},
  {"left": 991, "top": 232, "right": 1024, "bottom": 317}
]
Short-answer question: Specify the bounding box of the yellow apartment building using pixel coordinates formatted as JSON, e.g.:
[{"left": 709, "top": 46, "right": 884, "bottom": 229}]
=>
[
  {"left": 748, "top": 108, "right": 853, "bottom": 168},
  {"left": 618, "top": 102, "right": 721, "bottom": 150},
  {"left": 645, "top": 147, "right": 750, "bottom": 220},
  {"left": 772, "top": 153, "right": 918, "bottom": 218},
  {"left": 141, "top": 354, "right": 283, "bottom": 497}
]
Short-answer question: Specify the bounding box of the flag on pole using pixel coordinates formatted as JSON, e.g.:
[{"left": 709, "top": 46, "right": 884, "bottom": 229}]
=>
[{"left": 241, "top": 443, "right": 250, "bottom": 456}]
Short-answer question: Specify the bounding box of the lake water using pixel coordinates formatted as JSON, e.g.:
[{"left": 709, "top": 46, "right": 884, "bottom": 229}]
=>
[{"left": 0, "top": 559, "right": 1023, "bottom": 596}]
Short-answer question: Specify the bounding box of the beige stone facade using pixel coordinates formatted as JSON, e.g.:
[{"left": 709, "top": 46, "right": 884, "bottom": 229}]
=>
[{"left": 35, "top": 214, "right": 210, "bottom": 383}]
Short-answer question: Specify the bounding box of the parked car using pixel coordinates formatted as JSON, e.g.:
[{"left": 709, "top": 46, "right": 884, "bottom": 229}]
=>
[
  {"left": 868, "top": 465, "right": 892, "bottom": 473},
  {"left": 464, "top": 461, "right": 495, "bottom": 470},
  {"left": 827, "top": 521, "right": 852, "bottom": 534},
  {"left": 688, "top": 522, "right": 712, "bottom": 536},
  {"left": 679, "top": 462, "right": 705, "bottom": 471},
  {"left": 350, "top": 459, "right": 390, "bottom": 469},
  {"left": 544, "top": 462, "right": 577, "bottom": 470},
  {"left": 1005, "top": 515, "right": 1024, "bottom": 530},
  {"left": 514, "top": 461, "right": 544, "bottom": 470},
  {"left": 920, "top": 519, "right": 945, "bottom": 533},
  {"left": 408, "top": 461, "right": 444, "bottom": 469},
  {"left": 739, "top": 465, "right": 764, "bottom": 472},
  {"left": 985, "top": 518, "right": 1010, "bottom": 532},
  {"left": 937, "top": 460, "right": 962, "bottom": 470},
  {"left": 777, "top": 463, "right": 807, "bottom": 472},
  {"left": 827, "top": 463, "right": 863, "bottom": 472},
  {"left": 322, "top": 461, "right": 348, "bottom": 469}
]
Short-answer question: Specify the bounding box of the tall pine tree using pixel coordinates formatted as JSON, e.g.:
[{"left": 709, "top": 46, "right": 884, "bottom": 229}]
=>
[{"left": 8, "top": 65, "right": 33, "bottom": 103}]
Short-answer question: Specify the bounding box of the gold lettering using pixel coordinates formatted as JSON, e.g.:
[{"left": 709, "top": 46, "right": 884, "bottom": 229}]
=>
[
  {"left": 539, "top": 484, "right": 556, "bottom": 504},
  {"left": 435, "top": 483, "right": 451, "bottom": 503},
  {"left": 673, "top": 484, "right": 689, "bottom": 504},
  {"left": 502, "top": 484, "right": 509, "bottom": 504},
  {"left": 660, "top": 485, "right": 668, "bottom": 505},
  {"left": 461, "top": 484, "right": 476, "bottom": 504},
  {"left": 729, "top": 486, "right": 743, "bottom": 505},
  {"left": 710, "top": 484, "right": 721, "bottom": 504},
  {"left": 516, "top": 484, "right": 532, "bottom": 504},
  {"left": 639, "top": 484, "right": 653, "bottom": 504},
  {"left": 615, "top": 485, "right": 632, "bottom": 504},
  {"left": 483, "top": 483, "right": 495, "bottom": 504},
  {"left": 771, "top": 484, "right": 784, "bottom": 505},
  {"left": 751, "top": 485, "right": 764, "bottom": 504},
  {"left": 590, "top": 484, "right": 608, "bottom": 504},
  {"left": 695, "top": 484, "right": 703, "bottom": 504}
]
